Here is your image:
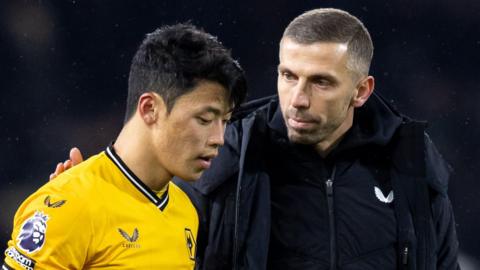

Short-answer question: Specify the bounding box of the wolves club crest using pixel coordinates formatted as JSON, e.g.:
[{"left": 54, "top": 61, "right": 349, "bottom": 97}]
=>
[{"left": 184, "top": 228, "right": 196, "bottom": 261}]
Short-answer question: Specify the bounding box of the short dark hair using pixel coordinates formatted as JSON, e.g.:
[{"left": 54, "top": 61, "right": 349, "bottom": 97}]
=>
[
  {"left": 283, "top": 8, "right": 373, "bottom": 78},
  {"left": 125, "top": 23, "right": 247, "bottom": 122}
]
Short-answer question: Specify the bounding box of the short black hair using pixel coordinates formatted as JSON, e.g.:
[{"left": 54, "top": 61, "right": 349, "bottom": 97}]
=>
[
  {"left": 284, "top": 8, "right": 373, "bottom": 78},
  {"left": 125, "top": 23, "right": 247, "bottom": 122}
]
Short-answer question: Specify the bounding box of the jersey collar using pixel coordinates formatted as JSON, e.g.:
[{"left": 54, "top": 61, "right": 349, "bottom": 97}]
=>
[{"left": 105, "top": 144, "right": 169, "bottom": 211}]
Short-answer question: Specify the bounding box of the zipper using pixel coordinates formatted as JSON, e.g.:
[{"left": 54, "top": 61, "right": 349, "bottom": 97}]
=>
[
  {"left": 325, "top": 166, "right": 337, "bottom": 270},
  {"left": 401, "top": 242, "right": 409, "bottom": 269}
]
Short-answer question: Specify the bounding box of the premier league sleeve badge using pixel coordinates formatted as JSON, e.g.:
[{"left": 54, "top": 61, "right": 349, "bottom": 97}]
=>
[{"left": 16, "top": 211, "right": 49, "bottom": 254}]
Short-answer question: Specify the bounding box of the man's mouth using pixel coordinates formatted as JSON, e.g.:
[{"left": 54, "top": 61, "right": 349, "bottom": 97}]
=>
[
  {"left": 287, "top": 117, "right": 316, "bottom": 130},
  {"left": 197, "top": 154, "right": 216, "bottom": 169}
]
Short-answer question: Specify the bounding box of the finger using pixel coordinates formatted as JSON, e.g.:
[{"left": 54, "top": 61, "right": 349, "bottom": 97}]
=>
[
  {"left": 50, "top": 162, "right": 64, "bottom": 181},
  {"left": 70, "top": 147, "right": 84, "bottom": 165},
  {"left": 55, "top": 162, "right": 65, "bottom": 175},
  {"left": 63, "top": 159, "right": 73, "bottom": 170}
]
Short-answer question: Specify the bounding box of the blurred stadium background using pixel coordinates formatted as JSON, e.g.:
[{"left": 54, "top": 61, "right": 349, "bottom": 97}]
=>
[{"left": 0, "top": 0, "right": 479, "bottom": 268}]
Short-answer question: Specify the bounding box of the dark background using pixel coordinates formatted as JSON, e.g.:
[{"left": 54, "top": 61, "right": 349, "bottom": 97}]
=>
[{"left": 1, "top": 0, "right": 479, "bottom": 268}]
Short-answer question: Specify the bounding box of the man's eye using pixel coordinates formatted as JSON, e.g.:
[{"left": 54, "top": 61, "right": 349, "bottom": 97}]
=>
[
  {"left": 282, "top": 72, "right": 296, "bottom": 81},
  {"left": 197, "top": 117, "right": 212, "bottom": 125},
  {"left": 313, "top": 79, "right": 331, "bottom": 87}
]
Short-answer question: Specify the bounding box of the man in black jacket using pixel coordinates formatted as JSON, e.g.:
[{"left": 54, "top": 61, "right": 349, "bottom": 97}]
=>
[
  {"left": 188, "top": 8, "right": 460, "bottom": 270},
  {"left": 51, "top": 8, "right": 460, "bottom": 270}
]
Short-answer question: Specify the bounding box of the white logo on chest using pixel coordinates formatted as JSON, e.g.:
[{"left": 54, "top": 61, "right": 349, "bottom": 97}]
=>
[{"left": 374, "top": 186, "right": 394, "bottom": 203}]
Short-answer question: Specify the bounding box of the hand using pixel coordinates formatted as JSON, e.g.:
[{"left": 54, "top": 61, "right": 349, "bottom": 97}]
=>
[{"left": 49, "top": 147, "right": 84, "bottom": 180}]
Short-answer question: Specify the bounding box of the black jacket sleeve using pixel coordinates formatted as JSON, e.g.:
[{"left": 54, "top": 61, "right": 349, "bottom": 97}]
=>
[
  {"left": 424, "top": 134, "right": 460, "bottom": 269},
  {"left": 431, "top": 194, "right": 460, "bottom": 270}
]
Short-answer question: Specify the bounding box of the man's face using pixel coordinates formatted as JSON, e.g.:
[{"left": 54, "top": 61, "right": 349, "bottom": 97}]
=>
[
  {"left": 153, "top": 81, "right": 231, "bottom": 181},
  {"left": 278, "top": 37, "right": 359, "bottom": 147}
]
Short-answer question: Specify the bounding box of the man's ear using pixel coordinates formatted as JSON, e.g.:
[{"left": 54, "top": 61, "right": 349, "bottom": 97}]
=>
[
  {"left": 137, "top": 92, "right": 166, "bottom": 124},
  {"left": 352, "top": 75, "right": 375, "bottom": 108}
]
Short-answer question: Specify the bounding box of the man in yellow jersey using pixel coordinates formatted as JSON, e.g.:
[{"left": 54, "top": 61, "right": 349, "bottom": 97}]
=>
[{"left": 3, "top": 23, "right": 246, "bottom": 269}]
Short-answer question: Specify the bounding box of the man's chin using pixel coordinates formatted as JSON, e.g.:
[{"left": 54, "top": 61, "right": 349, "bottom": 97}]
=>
[
  {"left": 287, "top": 130, "right": 321, "bottom": 145},
  {"left": 177, "top": 170, "right": 204, "bottom": 182}
]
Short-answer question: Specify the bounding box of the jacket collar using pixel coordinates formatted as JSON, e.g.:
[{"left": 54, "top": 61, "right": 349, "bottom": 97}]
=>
[{"left": 266, "top": 93, "right": 404, "bottom": 159}]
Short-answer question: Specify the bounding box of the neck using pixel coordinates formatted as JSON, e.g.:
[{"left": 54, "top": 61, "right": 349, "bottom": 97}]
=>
[
  {"left": 314, "top": 108, "right": 354, "bottom": 158},
  {"left": 113, "top": 117, "right": 171, "bottom": 191}
]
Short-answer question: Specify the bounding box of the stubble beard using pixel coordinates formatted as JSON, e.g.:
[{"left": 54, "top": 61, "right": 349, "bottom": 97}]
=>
[
  {"left": 286, "top": 123, "right": 335, "bottom": 145},
  {"left": 285, "top": 108, "right": 350, "bottom": 146}
]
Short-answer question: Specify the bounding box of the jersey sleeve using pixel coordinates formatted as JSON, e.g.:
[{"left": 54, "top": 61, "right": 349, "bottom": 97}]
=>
[{"left": 3, "top": 185, "right": 93, "bottom": 270}]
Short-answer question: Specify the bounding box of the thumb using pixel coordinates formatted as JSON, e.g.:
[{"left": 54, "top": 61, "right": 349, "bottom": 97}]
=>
[{"left": 70, "top": 147, "right": 84, "bottom": 165}]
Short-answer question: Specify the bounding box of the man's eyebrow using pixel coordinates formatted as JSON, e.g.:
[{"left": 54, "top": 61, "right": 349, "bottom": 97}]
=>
[
  {"left": 309, "top": 74, "right": 338, "bottom": 84},
  {"left": 278, "top": 65, "right": 338, "bottom": 84},
  {"left": 277, "top": 65, "right": 292, "bottom": 73},
  {"left": 199, "top": 106, "right": 225, "bottom": 115}
]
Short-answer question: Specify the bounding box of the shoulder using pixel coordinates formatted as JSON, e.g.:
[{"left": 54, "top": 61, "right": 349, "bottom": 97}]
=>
[
  {"left": 231, "top": 95, "right": 278, "bottom": 122},
  {"left": 5, "top": 151, "right": 119, "bottom": 268},
  {"left": 423, "top": 133, "right": 452, "bottom": 196},
  {"left": 8, "top": 180, "right": 93, "bottom": 263},
  {"left": 390, "top": 121, "right": 451, "bottom": 195},
  {"left": 34, "top": 152, "right": 107, "bottom": 200},
  {"left": 13, "top": 152, "right": 109, "bottom": 229},
  {"left": 226, "top": 95, "right": 278, "bottom": 148}
]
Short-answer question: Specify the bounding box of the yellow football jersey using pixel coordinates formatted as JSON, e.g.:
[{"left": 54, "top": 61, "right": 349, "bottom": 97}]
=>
[{"left": 3, "top": 146, "right": 198, "bottom": 270}]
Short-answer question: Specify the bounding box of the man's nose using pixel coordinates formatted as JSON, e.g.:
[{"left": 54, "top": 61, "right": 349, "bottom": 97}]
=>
[
  {"left": 207, "top": 121, "right": 225, "bottom": 147},
  {"left": 290, "top": 82, "right": 310, "bottom": 109}
]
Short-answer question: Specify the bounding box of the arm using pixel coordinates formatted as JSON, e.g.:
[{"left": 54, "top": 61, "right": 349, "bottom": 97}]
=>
[
  {"left": 3, "top": 185, "right": 92, "bottom": 269},
  {"left": 432, "top": 194, "right": 460, "bottom": 270},
  {"left": 424, "top": 134, "right": 460, "bottom": 269}
]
